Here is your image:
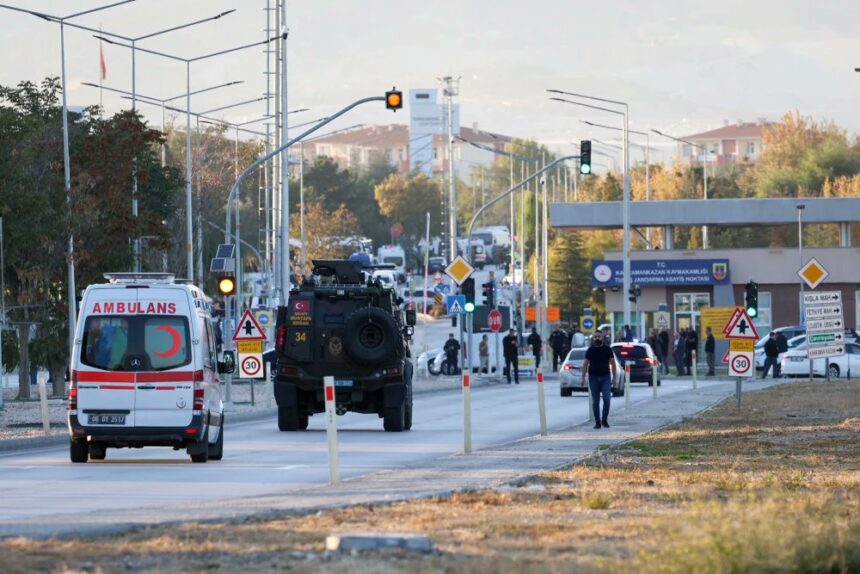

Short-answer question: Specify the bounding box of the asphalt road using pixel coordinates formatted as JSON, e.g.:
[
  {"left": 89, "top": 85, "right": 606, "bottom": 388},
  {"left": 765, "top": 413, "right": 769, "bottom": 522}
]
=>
[{"left": 0, "top": 374, "right": 722, "bottom": 537}]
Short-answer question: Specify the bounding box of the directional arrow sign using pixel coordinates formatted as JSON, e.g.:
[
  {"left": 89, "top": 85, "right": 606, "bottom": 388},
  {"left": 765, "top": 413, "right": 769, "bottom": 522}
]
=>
[
  {"left": 803, "top": 305, "right": 843, "bottom": 320},
  {"left": 808, "top": 332, "right": 844, "bottom": 346},
  {"left": 807, "top": 344, "right": 845, "bottom": 359},
  {"left": 805, "top": 318, "right": 843, "bottom": 333},
  {"left": 802, "top": 291, "right": 841, "bottom": 306}
]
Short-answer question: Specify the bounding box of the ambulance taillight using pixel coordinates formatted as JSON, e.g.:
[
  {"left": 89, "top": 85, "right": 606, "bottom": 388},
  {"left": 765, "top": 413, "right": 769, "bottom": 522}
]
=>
[
  {"left": 68, "top": 386, "right": 78, "bottom": 412},
  {"left": 193, "top": 387, "right": 204, "bottom": 412}
]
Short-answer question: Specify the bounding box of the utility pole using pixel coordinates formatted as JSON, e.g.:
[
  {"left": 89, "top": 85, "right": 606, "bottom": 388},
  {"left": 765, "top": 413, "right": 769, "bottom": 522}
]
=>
[
  {"left": 278, "top": 0, "right": 290, "bottom": 302},
  {"left": 440, "top": 76, "right": 461, "bottom": 263}
]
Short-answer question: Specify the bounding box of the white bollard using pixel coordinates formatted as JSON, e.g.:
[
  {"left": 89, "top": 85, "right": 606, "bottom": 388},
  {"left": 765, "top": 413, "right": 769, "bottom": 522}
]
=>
[
  {"left": 37, "top": 369, "right": 50, "bottom": 436},
  {"left": 323, "top": 376, "right": 339, "bottom": 484},
  {"left": 463, "top": 372, "right": 472, "bottom": 454},
  {"left": 692, "top": 350, "right": 698, "bottom": 390},
  {"left": 536, "top": 370, "right": 547, "bottom": 436},
  {"left": 624, "top": 364, "right": 631, "bottom": 409},
  {"left": 652, "top": 362, "right": 658, "bottom": 398}
]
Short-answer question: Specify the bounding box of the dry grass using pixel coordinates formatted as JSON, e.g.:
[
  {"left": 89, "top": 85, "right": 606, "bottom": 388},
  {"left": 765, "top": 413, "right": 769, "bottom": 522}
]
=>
[{"left": 2, "top": 380, "right": 859, "bottom": 573}]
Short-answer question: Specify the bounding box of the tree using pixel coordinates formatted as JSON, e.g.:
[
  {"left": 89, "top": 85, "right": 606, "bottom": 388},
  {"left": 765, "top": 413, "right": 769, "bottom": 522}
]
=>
[
  {"left": 290, "top": 202, "right": 359, "bottom": 276},
  {"left": 547, "top": 232, "right": 592, "bottom": 321},
  {"left": 374, "top": 173, "right": 441, "bottom": 240}
]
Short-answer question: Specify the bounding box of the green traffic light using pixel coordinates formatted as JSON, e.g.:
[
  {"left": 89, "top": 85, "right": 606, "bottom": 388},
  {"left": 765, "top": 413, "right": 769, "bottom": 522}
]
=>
[
  {"left": 464, "top": 302, "right": 475, "bottom": 313},
  {"left": 580, "top": 163, "right": 592, "bottom": 175},
  {"left": 747, "top": 306, "right": 758, "bottom": 318}
]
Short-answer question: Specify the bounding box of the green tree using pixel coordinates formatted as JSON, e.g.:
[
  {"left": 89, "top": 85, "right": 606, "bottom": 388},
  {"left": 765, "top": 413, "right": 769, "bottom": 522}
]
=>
[
  {"left": 547, "top": 232, "right": 592, "bottom": 321},
  {"left": 374, "top": 173, "right": 441, "bottom": 241}
]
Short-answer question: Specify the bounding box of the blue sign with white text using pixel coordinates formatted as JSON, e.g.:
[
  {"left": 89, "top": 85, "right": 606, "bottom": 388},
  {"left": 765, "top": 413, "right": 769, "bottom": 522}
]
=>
[{"left": 591, "top": 259, "right": 730, "bottom": 287}]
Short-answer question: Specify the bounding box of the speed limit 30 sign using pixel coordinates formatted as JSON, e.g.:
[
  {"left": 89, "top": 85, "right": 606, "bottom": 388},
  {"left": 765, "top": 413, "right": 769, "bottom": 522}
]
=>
[{"left": 728, "top": 351, "right": 753, "bottom": 377}]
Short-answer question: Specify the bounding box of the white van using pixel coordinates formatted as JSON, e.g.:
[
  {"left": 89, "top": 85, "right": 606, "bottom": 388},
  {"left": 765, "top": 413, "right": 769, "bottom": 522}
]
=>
[
  {"left": 67, "top": 273, "right": 235, "bottom": 464},
  {"left": 377, "top": 245, "right": 407, "bottom": 283}
]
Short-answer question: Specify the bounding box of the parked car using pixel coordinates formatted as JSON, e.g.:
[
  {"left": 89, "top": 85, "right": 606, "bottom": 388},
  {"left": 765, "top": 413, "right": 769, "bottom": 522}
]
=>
[
  {"left": 610, "top": 342, "right": 661, "bottom": 386},
  {"left": 780, "top": 339, "right": 860, "bottom": 379},
  {"left": 427, "top": 257, "right": 446, "bottom": 274},
  {"left": 417, "top": 347, "right": 443, "bottom": 376},
  {"left": 559, "top": 347, "right": 625, "bottom": 397}
]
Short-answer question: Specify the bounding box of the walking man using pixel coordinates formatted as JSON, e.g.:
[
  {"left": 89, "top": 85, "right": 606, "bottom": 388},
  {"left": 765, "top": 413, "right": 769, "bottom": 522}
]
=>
[
  {"left": 705, "top": 327, "right": 716, "bottom": 376},
  {"left": 549, "top": 327, "right": 567, "bottom": 372},
  {"left": 581, "top": 332, "right": 616, "bottom": 429},
  {"left": 502, "top": 329, "right": 520, "bottom": 384},
  {"left": 761, "top": 332, "right": 780, "bottom": 379},
  {"left": 479, "top": 334, "right": 490, "bottom": 374},
  {"left": 775, "top": 330, "right": 788, "bottom": 377},
  {"left": 674, "top": 330, "right": 686, "bottom": 376},
  {"left": 659, "top": 330, "right": 671, "bottom": 374},
  {"left": 527, "top": 327, "right": 543, "bottom": 371},
  {"left": 443, "top": 333, "right": 460, "bottom": 376}
]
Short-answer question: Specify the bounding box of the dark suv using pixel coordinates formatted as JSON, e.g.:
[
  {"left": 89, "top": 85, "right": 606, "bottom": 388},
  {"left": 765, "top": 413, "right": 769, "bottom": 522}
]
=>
[{"left": 273, "top": 260, "right": 416, "bottom": 432}]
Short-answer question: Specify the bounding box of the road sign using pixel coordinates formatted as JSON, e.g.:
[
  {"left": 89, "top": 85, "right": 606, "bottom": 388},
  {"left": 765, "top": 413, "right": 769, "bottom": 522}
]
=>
[
  {"left": 724, "top": 308, "right": 759, "bottom": 340},
  {"left": 721, "top": 349, "right": 730, "bottom": 363},
  {"left": 807, "top": 344, "right": 845, "bottom": 359},
  {"left": 803, "top": 305, "right": 843, "bottom": 320},
  {"left": 445, "top": 256, "right": 475, "bottom": 286},
  {"left": 239, "top": 354, "right": 263, "bottom": 379},
  {"left": 434, "top": 283, "right": 451, "bottom": 294},
  {"left": 798, "top": 258, "right": 829, "bottom": 290},
  {"left": 434, "top": 293, "right": 443, "bottom": 307},
  {"left": 808, "top": 332, "right": 844, "bottom": 345},
  {"left": 803, "top": 291, "right": 841, "bottom": 306},
  {"left": 722, "top": 307, "right": 743, "bottom": 335},
  {"left": 728, "top": 351, "right": 754, "bottom": 377},
  {"left": 654, "top": 311, "right": 670, "bottom": 331},
  {"left": 254, "top": 310, "right": 273, "bottom": 329},
  {"left": 232, "top": 310, "right": 267, "bottom": 341},
  {"left": 729, "top": 339, "right": 754, "bottom": 352},
  {"left": 488, "top": 309, "right": 503, "bottom": 332},
  {"left": 446, "top": 294, "right": 466, "bottom": 315},
  {"left": 582, "top": 317, "right": 595, "bottom": 334},
  {"left": 701, "top": 306, "right": 736, "bottom": 340},
  {"left": 237, "top": 340, "right": 263, "bottom": 354},
  {"left": 805, "top": 318, "right": 844, "bottom": 333}
]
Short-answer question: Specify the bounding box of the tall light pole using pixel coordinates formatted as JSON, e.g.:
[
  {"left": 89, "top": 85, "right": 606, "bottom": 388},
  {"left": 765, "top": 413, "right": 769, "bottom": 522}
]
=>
[
  {"left": 652, "top": 129, "right": 710, "bottom": 249},
  {"left": 549, "top": 91, "right": 632, "bottom": 330},
  {"left": 0, "top": 0, "right": 138, "bottom": 361},
  {"left": 94, "top": 34, "right": 283, "bottom": 281},
  {"left": 440, "top": 76, "right": 461, "bottom": 264},
  {"left": 279, "top": 1, "right": 290, "bottom": 304}
]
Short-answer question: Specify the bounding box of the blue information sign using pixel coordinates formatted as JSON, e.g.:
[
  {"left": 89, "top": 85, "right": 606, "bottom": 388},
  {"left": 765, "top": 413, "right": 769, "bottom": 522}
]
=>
[
  {"left": 446, "top": 294, "right": 466, "bottom": 315},
  {"left": 591, "top": 259, "right": 730, "bottom": 287}
]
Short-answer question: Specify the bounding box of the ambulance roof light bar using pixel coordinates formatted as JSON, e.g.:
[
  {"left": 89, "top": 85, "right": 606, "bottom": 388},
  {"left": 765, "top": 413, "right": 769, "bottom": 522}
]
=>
[{"left": 103, "top": 272, "right": 176, "bottom": 285}]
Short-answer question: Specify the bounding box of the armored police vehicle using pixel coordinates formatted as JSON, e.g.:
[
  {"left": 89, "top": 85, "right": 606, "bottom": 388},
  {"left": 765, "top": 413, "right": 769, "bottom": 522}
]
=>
[{"left": 273, "top": 260, "right": 416, "bottom": 432}]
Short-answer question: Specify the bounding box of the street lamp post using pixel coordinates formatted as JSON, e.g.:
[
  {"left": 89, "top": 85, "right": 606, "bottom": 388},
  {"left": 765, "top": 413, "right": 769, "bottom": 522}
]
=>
[
  {"left": 94, "top": 34, "right": 283, "bottom": 282},
  {"left": 0, "top": 0, "right": 137, "bottom": 363},
  {"left": 652, "top": 129, "right": 710, "bottom": 249},
  {"left": 549, "top": 90, "right": 632, "bottom": 332},
  {"left": 798, "top": 204, "right": 810, "bottom": 379}
]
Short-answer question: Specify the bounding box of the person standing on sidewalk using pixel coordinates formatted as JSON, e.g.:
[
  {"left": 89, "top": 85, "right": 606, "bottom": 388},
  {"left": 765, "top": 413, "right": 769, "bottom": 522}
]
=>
[
  {"left": 659, "top": 329, "right": 671, "bottom": 375},
  {"left": 443, "top": 333, "right": 460, "bottom": 375},
  {"left": 549, "top": 327, "right": 567, "bottom": 372},
  {"left": 527, "top": 327, "right": 543, "bottom": 371},
  {"left": 705, "top": 327, "right": 716, "bottom": 376},
  {"left": 502, "top": 329, "right": 520, "bottom": 384},
  {"left": 581, "top": 332, "right": 617, "bottom": 429},
  {"left": 479, "top": 334, "right": 490, "bottom": 374}
]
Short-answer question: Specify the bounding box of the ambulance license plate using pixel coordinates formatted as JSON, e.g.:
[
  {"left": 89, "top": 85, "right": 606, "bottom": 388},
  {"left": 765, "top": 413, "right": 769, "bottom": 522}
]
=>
[
  {"left": 334, "top": 380, "right": 353, "bottom": 388},
  {"left": 88, "top": 414, "right": 126, "bottom": 425}
]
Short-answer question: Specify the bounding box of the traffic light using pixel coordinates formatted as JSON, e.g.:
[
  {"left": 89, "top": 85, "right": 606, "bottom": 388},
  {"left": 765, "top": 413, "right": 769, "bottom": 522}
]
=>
[
  {"left": 461, "top": 277, "right": 475, "bottom": 305},
  {"left": 628, "top": 285, "right": 641, "bottom": 303},
  {"left": 216, "top": 274, "right": 236, "bottom": 296},
  {"left": 580, "top": 140, "right": 592, "bottom": 175},
  {"left": 385, "top": 87, "right": 403, "bottom": 111},
  {"left": 482, "top": 280, "right": 495, "bottom": 308},
  {"left": 745, "top": 280, "right": 759, "bottom": 318},
  {"left": 464, "top": 301, "right": 476, "bottom": 314}
]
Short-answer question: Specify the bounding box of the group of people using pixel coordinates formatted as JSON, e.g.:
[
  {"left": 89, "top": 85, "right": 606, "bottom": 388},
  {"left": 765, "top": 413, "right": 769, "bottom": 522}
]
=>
[{"left": 639, "top": 326, "right": 717, "bottom": 377}]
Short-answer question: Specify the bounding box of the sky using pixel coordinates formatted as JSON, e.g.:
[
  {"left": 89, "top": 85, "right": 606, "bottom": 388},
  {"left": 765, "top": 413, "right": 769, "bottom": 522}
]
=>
[{"left": 1, "top": 0, "right": 858, "bottom": 163}]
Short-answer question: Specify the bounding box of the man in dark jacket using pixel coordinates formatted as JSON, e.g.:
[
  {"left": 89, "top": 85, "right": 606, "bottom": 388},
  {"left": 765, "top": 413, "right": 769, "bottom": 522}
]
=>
[
  {"left": 549, "top": 327, "right": 567, "bottom": 372},
  {"left": 502, "top": 329, "right": 520, "bottom": 384},
  {"left": 659, "top": 330, "right": 671, "bottom": 374},
  {"left": 761, "top": 332, "right": 780, "bottom": 379},
  {"left": 775, "top": 331, "right": 788, "bottom": 377},
  {"left": 705, "top": 327, "right": 716, "bottom": 376},
  {"left": 527, "top": 327, "right": 543, "bottom": 371},
  {"left": 685, "top": 328, "right": 698, "bottom": 376},
  {"left": 443, "top": 333, "right": 461, "bottom": 375}
]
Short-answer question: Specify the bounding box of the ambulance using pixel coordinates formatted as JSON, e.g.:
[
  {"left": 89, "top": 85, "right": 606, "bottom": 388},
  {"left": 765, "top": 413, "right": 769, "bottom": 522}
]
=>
[{"left": 67, "top": 273, "right": 235, "bottom": 463}]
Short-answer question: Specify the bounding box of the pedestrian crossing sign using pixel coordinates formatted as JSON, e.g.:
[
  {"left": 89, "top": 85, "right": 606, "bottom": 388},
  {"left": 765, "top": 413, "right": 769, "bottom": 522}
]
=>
[{"left": 446, "top": 294, "right": 466, "bottom": 315}]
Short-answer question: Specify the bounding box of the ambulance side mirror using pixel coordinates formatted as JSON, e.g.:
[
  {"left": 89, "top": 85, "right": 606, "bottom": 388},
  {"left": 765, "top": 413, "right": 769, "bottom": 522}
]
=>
[{"left": 219, "top": 351, "right": 236, "bottom": 374}]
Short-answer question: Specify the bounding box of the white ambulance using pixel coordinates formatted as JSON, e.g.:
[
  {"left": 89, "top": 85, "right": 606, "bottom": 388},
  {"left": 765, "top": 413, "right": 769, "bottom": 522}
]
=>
[{"left": 67, "top": 273, "right": 235, "bottom": 463}]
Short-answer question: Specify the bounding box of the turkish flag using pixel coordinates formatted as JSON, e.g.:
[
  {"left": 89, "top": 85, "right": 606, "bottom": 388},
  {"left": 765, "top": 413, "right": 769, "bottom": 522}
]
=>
[{"left": 99, "top": 43, "right": 107, "bottom": 80}]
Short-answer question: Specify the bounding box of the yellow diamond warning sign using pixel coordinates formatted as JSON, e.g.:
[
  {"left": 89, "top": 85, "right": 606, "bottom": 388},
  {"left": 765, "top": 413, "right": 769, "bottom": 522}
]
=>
[
  {"left": 445, "top": 256, "right": 475, "bottom": 286},
  {"left": 798, "top": 258, "right": 829, "bottom": 290}
]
